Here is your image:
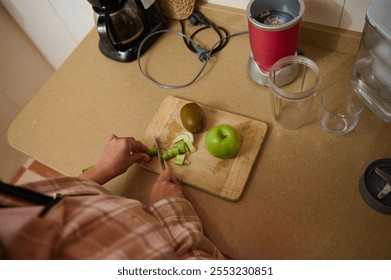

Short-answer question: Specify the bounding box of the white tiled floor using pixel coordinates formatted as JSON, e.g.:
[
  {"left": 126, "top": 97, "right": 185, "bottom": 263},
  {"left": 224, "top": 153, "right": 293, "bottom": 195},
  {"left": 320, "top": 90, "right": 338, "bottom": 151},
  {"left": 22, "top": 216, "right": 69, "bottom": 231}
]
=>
[
  {"left": 0, "top": 42, "right": 54, "bottom": 108},
  {"left": 11, "top": 158, "right": 63, "bottom": 185},
  {"left": 14, "top": 158, "right": 45, "bottom": 185},
  {"left": 0, "top": 3, "right": 54, "bottom": 183}
]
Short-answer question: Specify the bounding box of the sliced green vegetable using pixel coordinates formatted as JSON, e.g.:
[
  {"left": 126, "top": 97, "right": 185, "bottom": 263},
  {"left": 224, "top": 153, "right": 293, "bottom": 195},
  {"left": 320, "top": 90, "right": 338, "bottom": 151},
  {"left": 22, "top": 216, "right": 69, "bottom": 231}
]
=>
[
  {"left": 82, "top": 165, "right": 94, "bottom": 173},
  {"left": 172, "top": 146, "right": 180, "bottom": 156},
  {"left": 146, "top": 147, "right": 157, "bottom": 156},
  {"left": 173, "top": 131, "right": 194, "bottom": 144},
  {"left": 184, "top": 140, "right": 196, "bottom": 153},
  {"left": 175, "top": 154, "right": 186, "bottom": 165},
  {"left": 177, "top": 142, "right": 188, "bottom": 154},
  {"left": 162, "top": 149, "right": 176, "bottom": 160},
  {"left": 162, "top": 152, "right": 173, "bottom": 160},
  {"left": 161, "top": 132, "right": 197, "bottom": 164}
]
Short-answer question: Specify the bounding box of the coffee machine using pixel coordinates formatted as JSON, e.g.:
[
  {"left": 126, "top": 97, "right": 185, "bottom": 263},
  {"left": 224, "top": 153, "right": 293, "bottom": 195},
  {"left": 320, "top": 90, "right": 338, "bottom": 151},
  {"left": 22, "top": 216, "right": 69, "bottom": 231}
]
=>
[
  {"left": 351, "top": 0, "right": 391, "bottom": 122},
  {"left": 87, "top": 0, "right": 168, "bottom": 62},
  {"left": 247, "top": 0, "right": 305, "bottom": 85}
]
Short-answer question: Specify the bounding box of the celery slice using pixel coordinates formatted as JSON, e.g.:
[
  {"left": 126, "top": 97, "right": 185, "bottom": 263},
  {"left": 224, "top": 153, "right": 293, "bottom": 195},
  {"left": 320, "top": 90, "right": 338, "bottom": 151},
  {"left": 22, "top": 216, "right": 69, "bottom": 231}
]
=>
[
  {"left": 184, "top": 140, "right": 196, "bottom": 153},
  {"left": 172, "top": 131, "right": 194, "bottom": 144},
  {"left": 175, "top": 154, "right": 186, "bottom": 165},
  {"left": 172, "top": 146, "right": 180, "bottom": 156},
  {"left": 146, "top": 147, "right": 157, "bottom": 156},
  {"left": 177, "top": 142, "right": 188, "bottom": 153}
]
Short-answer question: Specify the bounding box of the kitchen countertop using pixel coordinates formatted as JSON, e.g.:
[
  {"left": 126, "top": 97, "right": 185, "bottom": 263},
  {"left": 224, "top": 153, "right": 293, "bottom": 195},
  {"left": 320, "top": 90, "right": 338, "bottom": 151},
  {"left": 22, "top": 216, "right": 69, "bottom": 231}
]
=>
[{"left": 8, "top": 3, "right": 391, "bottom": 259}]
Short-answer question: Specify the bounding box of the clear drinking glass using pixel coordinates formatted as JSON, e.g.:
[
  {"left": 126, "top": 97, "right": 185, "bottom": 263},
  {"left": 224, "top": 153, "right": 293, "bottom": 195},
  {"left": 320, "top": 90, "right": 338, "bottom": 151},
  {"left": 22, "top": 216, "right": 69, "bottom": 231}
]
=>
[{"left": 318, "top": 84, "right": 364, "bottom": 135}]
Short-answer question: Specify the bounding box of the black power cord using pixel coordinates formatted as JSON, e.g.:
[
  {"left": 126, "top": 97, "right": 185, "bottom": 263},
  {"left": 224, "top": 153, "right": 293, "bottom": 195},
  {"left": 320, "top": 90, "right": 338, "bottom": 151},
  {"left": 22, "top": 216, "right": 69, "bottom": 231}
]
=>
[
  {"left": 137, "top": 29, "right": 212, "bottom": 89},
  {"left": 136, "top": 11, "right": 249, "bottom": 89},
  {"left": 180, "top": 11, "right": 230, "bottom": 62}
]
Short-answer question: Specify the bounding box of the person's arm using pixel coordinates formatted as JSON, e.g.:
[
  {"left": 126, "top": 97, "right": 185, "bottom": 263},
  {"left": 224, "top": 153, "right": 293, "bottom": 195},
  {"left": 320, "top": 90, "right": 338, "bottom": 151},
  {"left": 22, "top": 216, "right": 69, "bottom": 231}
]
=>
[
  {"left": 148, "top": 169, "right": 224, "bottom": 260},
  {"left": 79, "top": 134, "right": 150, "bottom": 185}
]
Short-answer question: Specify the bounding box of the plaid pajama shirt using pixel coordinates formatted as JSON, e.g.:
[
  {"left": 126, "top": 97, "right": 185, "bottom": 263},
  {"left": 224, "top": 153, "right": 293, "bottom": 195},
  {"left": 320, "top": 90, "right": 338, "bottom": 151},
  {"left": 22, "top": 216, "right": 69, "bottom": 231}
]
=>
[{"left": 0, "top": 177, "right": 223, "bottom": 260}]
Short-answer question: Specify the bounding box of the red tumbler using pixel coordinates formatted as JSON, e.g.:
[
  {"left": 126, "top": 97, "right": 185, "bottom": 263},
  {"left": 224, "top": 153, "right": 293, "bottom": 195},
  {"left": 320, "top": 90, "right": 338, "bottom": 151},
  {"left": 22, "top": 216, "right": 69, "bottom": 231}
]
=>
[{"left": 247, "top": 0, "right": 305, "bottom": 85}]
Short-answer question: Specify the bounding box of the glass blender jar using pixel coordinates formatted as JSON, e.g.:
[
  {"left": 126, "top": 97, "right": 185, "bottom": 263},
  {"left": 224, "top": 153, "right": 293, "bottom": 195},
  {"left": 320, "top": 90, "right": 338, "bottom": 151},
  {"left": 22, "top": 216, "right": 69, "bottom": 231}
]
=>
[{"left": 351, "top": 0, "right": 391, "bottom": 123}]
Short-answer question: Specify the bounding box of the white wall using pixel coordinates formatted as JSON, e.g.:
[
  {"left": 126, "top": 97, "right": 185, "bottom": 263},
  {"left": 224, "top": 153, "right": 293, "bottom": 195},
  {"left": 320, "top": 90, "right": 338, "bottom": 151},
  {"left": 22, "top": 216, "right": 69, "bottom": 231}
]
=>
[
  {"left": 203, "top": 0, "right": 373, "bottom": 32},
  {"left": 1, "top": 0, "right": 372, "bottom": 70},
  {"left": 0, "top": 0, "right": 94, "bottom": 69}
]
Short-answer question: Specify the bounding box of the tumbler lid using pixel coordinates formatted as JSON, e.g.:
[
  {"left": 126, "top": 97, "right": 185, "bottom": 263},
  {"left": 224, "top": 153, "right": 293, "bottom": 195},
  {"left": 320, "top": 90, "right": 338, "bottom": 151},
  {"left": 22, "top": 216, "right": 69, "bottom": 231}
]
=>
[
  {"left": 359, "top": 158, "right": 391, "bottom": 214},
  {"left": 247, "top": 0, "right": 305, "bottom": 31},
  {"left": 268, "top": 55, "right": 321, "bottom": 100}
]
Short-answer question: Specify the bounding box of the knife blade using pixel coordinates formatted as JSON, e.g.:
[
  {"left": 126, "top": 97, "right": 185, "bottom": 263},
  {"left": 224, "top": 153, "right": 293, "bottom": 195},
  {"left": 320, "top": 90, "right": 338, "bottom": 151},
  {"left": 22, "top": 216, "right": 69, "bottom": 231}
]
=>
[
  {"left": 154, "top": 136, "right": 166, "bottom": 171},
  {"left": 375, "top": 168, "right": 391, "bottom": 199}
]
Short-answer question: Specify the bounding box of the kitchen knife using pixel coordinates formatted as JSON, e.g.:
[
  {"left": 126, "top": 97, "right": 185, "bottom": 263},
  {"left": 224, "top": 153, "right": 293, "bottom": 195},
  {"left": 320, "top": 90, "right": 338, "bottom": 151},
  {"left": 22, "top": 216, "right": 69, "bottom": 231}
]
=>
[
  {"left": 375, "top": 167, "right": 391, "bottom": 199},
  {"left": 154, "top": 136, "right": 166, "bottom": 171}
]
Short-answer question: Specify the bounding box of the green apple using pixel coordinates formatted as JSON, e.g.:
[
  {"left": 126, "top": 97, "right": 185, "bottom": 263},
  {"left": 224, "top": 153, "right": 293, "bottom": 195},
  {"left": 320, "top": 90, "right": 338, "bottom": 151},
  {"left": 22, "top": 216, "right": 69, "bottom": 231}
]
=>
[{"left": 205, "top": 124, "right": 241, "bottom": 159}]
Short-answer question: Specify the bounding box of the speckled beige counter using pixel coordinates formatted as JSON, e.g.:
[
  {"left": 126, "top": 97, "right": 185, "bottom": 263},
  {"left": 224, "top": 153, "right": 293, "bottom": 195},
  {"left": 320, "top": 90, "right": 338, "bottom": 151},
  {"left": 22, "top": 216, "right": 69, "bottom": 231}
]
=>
[{"left": 8, "top": 4, "right": 391, "bottom": 259}]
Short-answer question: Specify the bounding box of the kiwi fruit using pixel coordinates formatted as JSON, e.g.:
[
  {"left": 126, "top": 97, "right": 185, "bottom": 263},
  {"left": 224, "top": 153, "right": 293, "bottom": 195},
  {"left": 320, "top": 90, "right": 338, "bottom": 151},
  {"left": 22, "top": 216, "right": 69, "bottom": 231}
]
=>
[{"left": 180, "top": 103, "right": 204, "bottom": 133}]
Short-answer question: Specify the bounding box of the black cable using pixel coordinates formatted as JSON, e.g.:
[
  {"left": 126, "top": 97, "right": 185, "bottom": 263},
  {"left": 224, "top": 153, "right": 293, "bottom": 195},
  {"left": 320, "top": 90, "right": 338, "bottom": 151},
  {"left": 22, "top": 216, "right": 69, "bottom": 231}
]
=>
[
  {"left": 136, "top": 10, "right": 248, "bottom": 89},
  {"left": 137, "top": 29, "right": 248, "bottom": 89},
  {"left": 180, "top": 11, "right": 230, "bottom": 61},
  {"left": 137, "top": 29, "right": 211, "bottom": 89}
]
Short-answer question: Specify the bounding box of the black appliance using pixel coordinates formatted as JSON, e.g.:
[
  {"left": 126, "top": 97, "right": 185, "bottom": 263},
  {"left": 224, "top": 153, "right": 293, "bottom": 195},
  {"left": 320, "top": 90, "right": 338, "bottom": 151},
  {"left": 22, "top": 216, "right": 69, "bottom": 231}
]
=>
[{"left": 87, "top": 0, "right": 168, "bottom": 62}]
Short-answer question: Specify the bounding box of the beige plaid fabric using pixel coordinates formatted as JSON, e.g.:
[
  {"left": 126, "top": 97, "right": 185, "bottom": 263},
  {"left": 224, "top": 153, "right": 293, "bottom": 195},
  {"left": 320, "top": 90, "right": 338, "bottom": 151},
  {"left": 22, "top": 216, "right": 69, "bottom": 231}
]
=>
[{"left": 0, "top": 177, "right": 224, "bottom": 260}]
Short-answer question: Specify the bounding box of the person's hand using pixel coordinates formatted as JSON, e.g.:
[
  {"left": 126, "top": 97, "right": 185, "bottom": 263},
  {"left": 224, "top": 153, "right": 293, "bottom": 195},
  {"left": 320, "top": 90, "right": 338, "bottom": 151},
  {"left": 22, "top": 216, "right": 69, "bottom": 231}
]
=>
[
  {"left": 149, "top": 169, "right": 185, "bottom": 207},
  {"left": 79, "top": 134, "right": 150, "bottom": 185}
]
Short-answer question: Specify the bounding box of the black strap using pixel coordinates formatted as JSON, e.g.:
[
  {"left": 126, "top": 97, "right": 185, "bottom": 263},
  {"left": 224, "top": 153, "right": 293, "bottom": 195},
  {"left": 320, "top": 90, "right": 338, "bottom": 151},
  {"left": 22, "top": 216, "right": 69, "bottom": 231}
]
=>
[
  {"left": 1, "top": 181, "right": 98, "bottom": 217},
  {"left": 0, "top": 181, "right": 53, "bottom": 205},
  {"left": 0, "top": 181, "right": 65, "bottom": 217}
]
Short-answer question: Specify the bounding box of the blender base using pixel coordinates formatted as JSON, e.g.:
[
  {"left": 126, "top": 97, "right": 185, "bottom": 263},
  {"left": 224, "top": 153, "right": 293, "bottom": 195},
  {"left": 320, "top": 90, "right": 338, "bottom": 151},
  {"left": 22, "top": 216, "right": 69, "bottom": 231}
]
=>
[
  {"left": 248, "top": 53, "right": 300, "bottom": 87},
  {"left": 248, "top": 54, "right": 269, "bottom": 86}
]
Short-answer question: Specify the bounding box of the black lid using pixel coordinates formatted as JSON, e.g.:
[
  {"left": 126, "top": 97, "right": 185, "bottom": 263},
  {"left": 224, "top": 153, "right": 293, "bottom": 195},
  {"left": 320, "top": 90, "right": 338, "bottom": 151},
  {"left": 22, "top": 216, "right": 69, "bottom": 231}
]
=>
[
  {"left": 87, "top": 0, "right": 126, "bottom": 12},
  {"left": 359, "top": 158, "right": 391, "bottom": 214}
]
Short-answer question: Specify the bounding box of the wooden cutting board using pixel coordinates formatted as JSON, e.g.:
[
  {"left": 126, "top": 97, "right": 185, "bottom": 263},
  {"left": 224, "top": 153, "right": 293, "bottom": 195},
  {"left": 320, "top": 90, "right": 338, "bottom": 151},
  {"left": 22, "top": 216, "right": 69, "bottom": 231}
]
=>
[{"left": 140, "top": 96, "right": 268, "bottom": 201}]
